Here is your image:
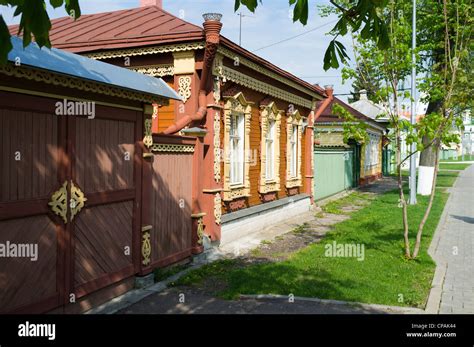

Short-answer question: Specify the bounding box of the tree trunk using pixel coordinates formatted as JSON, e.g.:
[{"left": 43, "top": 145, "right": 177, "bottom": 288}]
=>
[
  {"left": 397, "top": 129, "right": 411, "bottom": 259},
  {"left": 419, "top": 100, "right": 443, "bottom": 166},
  {"left": 418, "top": 100, "right": 443, "bottom": 195},
  {"left": 413, "top": 140, "right": 441, "bottom": 258}
]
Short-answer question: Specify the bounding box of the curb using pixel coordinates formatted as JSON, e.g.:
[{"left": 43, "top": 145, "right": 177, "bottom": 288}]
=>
[
  {"left": 84, "top": 264, "right": 204, "bottom": 314},
  {"left": 424, "top": 169, "right": 461, "bottom": 313},
  {"left": 239, "top": 294, "right": 424, "bottom": 314}
]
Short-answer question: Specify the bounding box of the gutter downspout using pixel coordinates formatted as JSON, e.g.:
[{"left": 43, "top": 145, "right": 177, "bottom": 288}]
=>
[
  {"left": 163, "top": 14, "right": 223, "bottom": 135},
  {"left": 314, "top": 85, "right": 334, "bottom": 121},
  {"left": 305, "top": 85, "right": 334, "bottom": 203}
]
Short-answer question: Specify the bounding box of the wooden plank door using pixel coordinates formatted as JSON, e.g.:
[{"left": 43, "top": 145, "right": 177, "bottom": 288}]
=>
[
  {"left": 0, "top": 91, "right": 66, "bottom": 313},
  {"left": 67, "top": 107, "right": 142, "bottom": 300}
]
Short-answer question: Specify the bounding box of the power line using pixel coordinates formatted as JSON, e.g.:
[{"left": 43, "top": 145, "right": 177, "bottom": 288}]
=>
[
  {"left": 252, "top": 19, "right": 338, "bottom": 53},
  {"left": 299, "top": 75, "right": 342, "bottom": 78}
]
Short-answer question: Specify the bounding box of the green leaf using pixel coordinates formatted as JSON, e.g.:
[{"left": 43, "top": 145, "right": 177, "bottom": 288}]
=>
[
  {"left": 65, "top": 0, "right": 81, "bottom": 19},
  {"left": 235, "top": 0, "right": 258, "bottom": 13},
  {"left": 293, "top": 0, "right": 308, "bottom": 25},
  {"left": 323, "top": 41, "right": 334, "bottom": 71},
  {"left": 49, "top": 0, "right": 63, "bottom": 8}
]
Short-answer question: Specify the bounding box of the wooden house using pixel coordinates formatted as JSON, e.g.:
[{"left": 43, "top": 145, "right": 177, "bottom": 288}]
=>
[
  {"left": 25, "top": 1, "right": 335, "bottom": 251},
  {"left": 0, "top": 36, "right": 184, "bottom": 313},
  {"left": 314, "top": 98, "right": 386, "bottom": 200}
]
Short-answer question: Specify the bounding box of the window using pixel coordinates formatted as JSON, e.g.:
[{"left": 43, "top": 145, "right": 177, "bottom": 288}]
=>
[
  {"left": 290, "top": 125, "right": 298, "bottom": 178},
  {"left": 265, "top": 120, "right": 275, "bottom": 180},
  {"left": 230, "top": 113, "right": 244, "bottom": 185},
  {"left": 223, "top": 92, "right": 252, "bottom": 201},
  {"left": 286, "top": 109, "right": 303, "bottom": 188},
  {"left": 259, "top": 101, "right": 281, "bottom": 194},
  {"left": 365, "top": 134, "right": 380, "bottom": 169}
]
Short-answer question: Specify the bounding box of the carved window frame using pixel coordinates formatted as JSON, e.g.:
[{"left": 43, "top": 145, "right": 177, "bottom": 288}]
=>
[
  {"left": 286, "top": 109, "right": 303, "bottom": 188},
  {"left": 259, "top": 102, "right": 282, "bottom": 194},
  {"left": 223, "top": 92, "right": 252, "bottom": 201}
]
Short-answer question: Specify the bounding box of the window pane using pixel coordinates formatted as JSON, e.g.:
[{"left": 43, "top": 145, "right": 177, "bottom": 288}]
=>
[
  {"left": 290, "top": 125, "right": 297, "bottom": 177},
  {"left": 266, "top": 121, "right": 275, "bottom": 180},
  {"left": 230, "top": 114, "right": 245, "bottom": 185}
]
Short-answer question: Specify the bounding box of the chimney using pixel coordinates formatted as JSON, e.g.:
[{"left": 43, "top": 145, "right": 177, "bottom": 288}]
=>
[
  {"left": 359, "top": 89, "right": 368, "bottom": 100},
  {"left": 324, "top": 85, "right": 334, "bottom": 98},
  {"left": 140, "top": 0, "right": 162, "bottom": 7}
]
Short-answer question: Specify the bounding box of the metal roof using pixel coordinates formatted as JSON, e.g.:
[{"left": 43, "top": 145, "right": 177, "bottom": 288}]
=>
[
  {"left": 9, "top": 6, "right": 204, "bottom": 53},
  {"left": 8, "top": 5, "right": 326, "bottom": 99},
  {"left": 315, "top": 97, "right": 386, "bottom": 130},
  {"left": 7, "top": 36, "right": 182, "bottom": 101}
]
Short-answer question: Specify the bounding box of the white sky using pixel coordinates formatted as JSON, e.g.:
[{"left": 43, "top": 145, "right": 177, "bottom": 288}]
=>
[{"left": 2, "top": 0, "right": 356, "bottom": 101}]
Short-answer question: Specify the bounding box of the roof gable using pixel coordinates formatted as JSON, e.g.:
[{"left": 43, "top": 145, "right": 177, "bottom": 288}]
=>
[{"left": 9, "top": 6, "right": 204, "bottom": 53}]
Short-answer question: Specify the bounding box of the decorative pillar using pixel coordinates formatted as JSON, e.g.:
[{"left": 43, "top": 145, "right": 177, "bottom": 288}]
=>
[
  {"left": 305, "top": 101, "right": 317, "bottom": 204},
  {"left": 173, "top": 51, "right": 197, "bottom": 122}
]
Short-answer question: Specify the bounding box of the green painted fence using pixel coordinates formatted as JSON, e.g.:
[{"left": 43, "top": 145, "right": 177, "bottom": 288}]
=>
[
  {"left": 382, "top": 147, "right": 396, "bottom": 175},
  {"left": 314, "top": 149, "right": 354, "bottom": 201},
  {"left": 440, "top": 149, "right": 458, "bottom": 160}
]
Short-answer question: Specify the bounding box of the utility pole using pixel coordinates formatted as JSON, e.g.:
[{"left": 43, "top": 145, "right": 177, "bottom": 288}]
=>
[
  {"left": 238, "top": 12, "right": 254, "bottom": 46},
  {"left": 409, "top": 0, "right": 417, "bottom": 205}
]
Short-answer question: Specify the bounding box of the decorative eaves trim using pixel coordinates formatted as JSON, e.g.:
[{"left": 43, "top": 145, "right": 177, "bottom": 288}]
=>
[
  {"left": 0, "top": 64, "right": 169, "bottom": 105},
  {"left": 128, "top": 64, "right": 174, "bottom": 77},
  {"left": 84, "top": 42, "right": 206, "bottom": 60},
  {"left": 214, "top": 58, "right": 313, "bottom": 109},
  {"left": 217, "top": 46, "right": 323, "bottom": 101},
  {"left": 150, "top": 143, "right": 195, "bottom": 153}
]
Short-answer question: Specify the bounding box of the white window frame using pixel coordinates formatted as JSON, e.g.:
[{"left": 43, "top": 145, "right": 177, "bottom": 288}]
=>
[
  {"left": 290, "top": 125, "right": 298, "bottom": 178},
  {"left": 286, "top": 109, "right": 303, "bottom": 188},
  {"left": 223, "top": 92, "right": 252, "bottom": 201},
  {"left": 230, "top": 112, "right": 245, "bottom": 185},
  {"left": 365, "top": 133, "right": 380, "bottom": 169},
  {"left": 265, "top": 120, "right": 275, "bottom": 180},
  {"left": 259, "top": 101, "right": 282, "bottom": 194}
]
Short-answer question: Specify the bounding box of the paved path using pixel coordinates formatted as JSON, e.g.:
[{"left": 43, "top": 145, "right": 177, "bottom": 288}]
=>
[
  {"left": 116, "top": 288, "right": 421, "bottom": 314},
  {"left": 434, "top": 165, "right": 474, "bottom": 313}
]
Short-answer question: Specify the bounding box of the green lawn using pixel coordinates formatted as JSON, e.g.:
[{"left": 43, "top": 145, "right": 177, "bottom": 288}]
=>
[
  {"left": 438, "top": 163, "right": 472, "bottom": 171},
  {"left": 436, "top": 171, "right": 460, "bottom": 187},
  {"left": 394, "top": 170, "right": 459, "bottom": 188},
  {"left": 440, "top": 154, "right": 474, "bottom": 162},
  {"left": 174, "top": 189, "right": 449, "bottom": 308}
]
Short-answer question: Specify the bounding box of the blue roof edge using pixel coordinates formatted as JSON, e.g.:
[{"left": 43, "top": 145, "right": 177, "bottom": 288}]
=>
[{"left": 7, "top": 36, "right": 183, "bottom": 102}]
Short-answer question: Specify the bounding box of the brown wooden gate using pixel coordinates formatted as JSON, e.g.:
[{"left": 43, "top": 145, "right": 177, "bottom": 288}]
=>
[
  {"left": 69, "top": 107, "right": 142, "bottom": 301},
  {"left": 0, "top": 91, "right": 142, "bottom": 313},
  {"left": 141, "top": 134, "right": 196, "bottom": 270}
]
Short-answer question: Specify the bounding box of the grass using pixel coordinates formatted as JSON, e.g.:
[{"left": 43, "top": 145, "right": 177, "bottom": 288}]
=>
[
  {"left": 435, "top": 171, "right": 459, "bottom": 187},
  {"left": 438, "top": 163, "right": 472, "bottom": 171},
  {"left": 394, "top": 170, "right": 459, "bottom": 188},
  {"left": 440, "top": 154, "right": 474, "bottom": 162},
  {"left": 154, "top": 264, "right": 188, "bottom": 282},
  {"left": 174, "top": 189, "right": 449, "bottom": 308},
  {"left": 320, "top": 192, "right": 372, "bottom": 215},
  {"left": 292, "top": 224, "right": 310, "bottom": 234}
]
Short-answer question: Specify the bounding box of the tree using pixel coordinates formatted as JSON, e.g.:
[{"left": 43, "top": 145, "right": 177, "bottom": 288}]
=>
[
  {"left": 234, "top": 0, "right": 390, "bottom": 70},
  {"left": 343, "top": 0, "right": 472, "bottom": 259},
  {"left": 347, "top": 60, "right": 382, "bottom": 103},
  {"left": 416, "top": 0, "right": 472, "bottom": 191},
  {"left": 0, "top": 0, "right": 81, "bottom": 64}
]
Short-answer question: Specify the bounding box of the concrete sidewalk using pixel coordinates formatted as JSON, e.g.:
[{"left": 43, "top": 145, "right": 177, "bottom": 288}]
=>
[{"left": 430, "top": 165, "right": 474, "bottom": 313}]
